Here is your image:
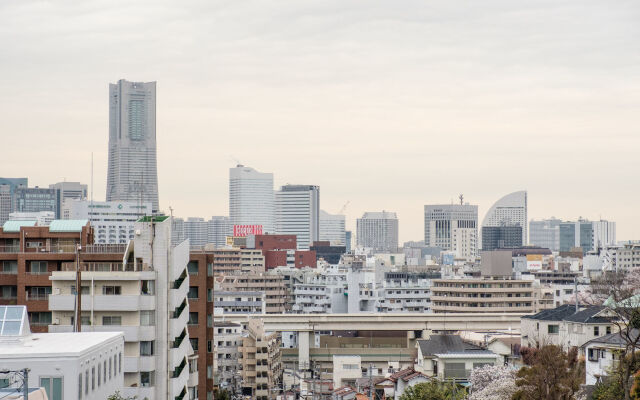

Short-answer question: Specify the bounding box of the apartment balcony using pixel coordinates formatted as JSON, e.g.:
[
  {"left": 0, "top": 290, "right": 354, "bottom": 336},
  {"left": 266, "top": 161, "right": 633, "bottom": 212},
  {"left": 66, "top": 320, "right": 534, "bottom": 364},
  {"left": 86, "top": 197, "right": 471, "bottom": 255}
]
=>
[
  {"left": 126, "top": 356, "right": 155, "bottom": 372},
  {"left": 431, "top": 295, "right": 532, "bottom": 302},
  {"left": 48, "top": 324, "right": 156, "bottom": 342},
  {"left": 0, "top": 245, "right": 19, "bottom": 253},
  {"left": 48, "top": 294, "right": 156, "bottom": 311},
  {"left": 432, "top": 304, "right": 534, "bottom": 312},
  {"left": 123, "top": 386, "right": 155, "bottom": 400},
  {"left": 431, "top": 286, "right": 532, "bottom": 293}
]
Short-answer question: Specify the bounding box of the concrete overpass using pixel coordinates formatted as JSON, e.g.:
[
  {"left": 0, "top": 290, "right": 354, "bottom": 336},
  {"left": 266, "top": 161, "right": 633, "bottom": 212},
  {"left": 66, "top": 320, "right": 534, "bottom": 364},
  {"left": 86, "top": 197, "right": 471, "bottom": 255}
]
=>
[{"left": 214, "top": 313, "right": 526, "bottom": 368}]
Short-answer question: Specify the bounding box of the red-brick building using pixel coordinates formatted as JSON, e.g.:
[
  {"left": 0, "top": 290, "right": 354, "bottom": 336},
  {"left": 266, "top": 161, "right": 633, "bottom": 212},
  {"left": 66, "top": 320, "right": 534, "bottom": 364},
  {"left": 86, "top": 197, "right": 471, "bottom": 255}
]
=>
[{"left": 250, "top": 234, "right": 316, "bottom": 269}]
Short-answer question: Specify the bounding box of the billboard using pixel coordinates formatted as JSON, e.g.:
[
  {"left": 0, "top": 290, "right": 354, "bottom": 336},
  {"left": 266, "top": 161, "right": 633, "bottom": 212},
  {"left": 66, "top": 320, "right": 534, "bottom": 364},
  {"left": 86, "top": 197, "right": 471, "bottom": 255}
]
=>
[
  {"left": 526, "top": 254, "right": 543, "bottom": 270},
  {"left": 233, "top": 224, "right": 263, "bottom": 237}
]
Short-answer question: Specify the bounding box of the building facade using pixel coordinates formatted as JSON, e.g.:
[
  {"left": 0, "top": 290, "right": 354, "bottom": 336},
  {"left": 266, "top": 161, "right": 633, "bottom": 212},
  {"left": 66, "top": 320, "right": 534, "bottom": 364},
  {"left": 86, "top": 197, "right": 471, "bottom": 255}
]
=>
[
  {"left": 0, "top": 178, "right": 28, "bottom": 225},
  {"left": 481, "top": 225, "right": 523, "bottom": 251},
  {"left": 356, "top": 211, "right": 399, "bottom": 253},
  {"left": 319, "top": 210, "right": 346, "bottom": 246},
  {"left": 559, "top": 220, "right": 593, "bottom": 253},
  {"left": 229, "top": 165, "right": 275, "bottom": 233},
  {"left": 238, "top": 319, "right": 283, "bottom": 400},
  {"left": 424, "top": 204, "right": 478, "bottom": 260},
  {"left": 106, "top": 79, "right": 159, "bottom": 212},
  {"left": 14, "top": 186, "right": 60, "bottom": 218},
  {"left": 208, "top": 216, "right": 231, "bottom": 247},
  {"left": 482, "top": 191, "right": 528, "bottom": 246},
  {"left": 529, "top": 218, "right": 562, "bottom": 251},
  {"left": 275, "top": 185, "right": 320, "bottom": 250}
]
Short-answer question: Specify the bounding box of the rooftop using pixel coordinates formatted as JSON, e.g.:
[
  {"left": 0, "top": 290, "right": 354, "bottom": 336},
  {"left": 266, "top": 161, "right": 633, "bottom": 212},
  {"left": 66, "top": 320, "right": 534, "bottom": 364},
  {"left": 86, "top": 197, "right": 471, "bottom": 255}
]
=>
[
  {"left": 2, "top": 220, "right": 36, "bottom": 232},
  {"left": 523, "top": 304, "right": 612, "bottom": 324},
  {"left": 417, "top": 334, "right": 486, "bottom": 357},
  {"left": 0, "top": 331, "right": 123, "bottom": 358},
  {"left": 49, "top": 219, "right": 88, "bottom": 232}
]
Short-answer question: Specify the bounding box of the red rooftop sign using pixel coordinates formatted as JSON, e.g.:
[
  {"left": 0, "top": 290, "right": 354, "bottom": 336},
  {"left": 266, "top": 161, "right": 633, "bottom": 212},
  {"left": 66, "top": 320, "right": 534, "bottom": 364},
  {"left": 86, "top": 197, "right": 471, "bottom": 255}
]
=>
[{"left": 233, "top": 225, "right": 263, "bottom": 237}]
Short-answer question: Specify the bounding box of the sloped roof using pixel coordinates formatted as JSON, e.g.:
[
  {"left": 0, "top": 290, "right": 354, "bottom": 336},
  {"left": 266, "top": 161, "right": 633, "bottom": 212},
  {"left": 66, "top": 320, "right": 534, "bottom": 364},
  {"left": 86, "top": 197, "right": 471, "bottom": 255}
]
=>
[
  {"left": 524, "top": 304, "right": 614, "bottom": 324},
  {"left": 523, "top": 304, "right": 583, "bottom": 321},
  {"left": 49, "top": 219, "right": 88, "bottom": 232},
  {"left": 563, "top": 306, "right": 612, "bottom": 324},
  {"left": 583, "top": 328, "right": 640, "bottom": 348},
  {"left": 2, "top": 220, "right": 36, "bottom": 232},
  {"left": 417, "top": 335, "right": 484, "bottom": 357}
]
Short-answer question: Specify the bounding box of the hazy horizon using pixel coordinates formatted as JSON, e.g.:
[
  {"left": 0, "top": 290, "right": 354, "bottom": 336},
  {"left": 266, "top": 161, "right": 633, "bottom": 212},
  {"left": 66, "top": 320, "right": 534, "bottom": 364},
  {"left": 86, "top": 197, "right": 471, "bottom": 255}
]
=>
[{"left": 2, "top": 0, "right": 639, "bottom": 242}]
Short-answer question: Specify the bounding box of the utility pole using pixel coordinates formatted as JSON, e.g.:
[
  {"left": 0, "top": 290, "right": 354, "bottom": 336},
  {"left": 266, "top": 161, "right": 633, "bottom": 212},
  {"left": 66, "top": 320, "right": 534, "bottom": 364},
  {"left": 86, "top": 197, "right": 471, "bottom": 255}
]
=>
[
  {"left": 369, "top": 363, "right": 373, "bottom": 400},
  {"left": 23, "top": 368, "right": 28, "bottom": 400},
  {"left": 74, "top": 244, "right": 82, "bottom": 332}
]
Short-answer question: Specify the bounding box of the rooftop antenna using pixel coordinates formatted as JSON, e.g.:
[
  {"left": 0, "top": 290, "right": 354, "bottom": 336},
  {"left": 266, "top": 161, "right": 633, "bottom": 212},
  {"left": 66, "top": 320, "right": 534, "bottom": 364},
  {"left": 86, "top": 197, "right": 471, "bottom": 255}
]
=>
[{"left": 459, "top": 194, "right": 464, "bottom": 205}]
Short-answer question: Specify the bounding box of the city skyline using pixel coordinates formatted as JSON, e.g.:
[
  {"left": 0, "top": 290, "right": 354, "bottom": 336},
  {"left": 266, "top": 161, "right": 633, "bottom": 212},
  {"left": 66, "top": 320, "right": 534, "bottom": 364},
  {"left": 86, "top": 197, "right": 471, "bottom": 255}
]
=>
[{"left": 2, "top": 0, "right": 639, "bottom": 242}]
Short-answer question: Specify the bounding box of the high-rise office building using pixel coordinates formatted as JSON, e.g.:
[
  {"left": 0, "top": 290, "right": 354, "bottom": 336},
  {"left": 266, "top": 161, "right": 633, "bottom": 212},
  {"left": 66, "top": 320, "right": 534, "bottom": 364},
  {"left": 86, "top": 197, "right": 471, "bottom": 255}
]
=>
[
  {"left": 207, "top": 216, "right": 231, "bottom": 247},
  {"left": 184, "top": 217, "right": 209, "bottom": 248},
  {"left": 49, "top": 181, "right": 87, "bottom": 204},
  {"left": 106, "top": 79, "right": 159, "bottom": 212},
  {"left": 481, "top": 225, "right": 523, "bottom": 251},
  {"left": 275, "top": 185, "right": 320, "bottom": 250},
  {"left": 356, "top": 211, "right": 399, "bottom": 253},
  {"left": 559, "top": 220, "right": 593, "bottom": 253},
  {"left": 424, "top": 204, "right": 478, "bottom": 260},
  {"left": 529, "top": 218, "right": 562, "bottom": 251},
  {"left": 592, "top": 220, "right": 616, "bottom": 250},
  {"left": 13, "top": 186, "right": 60, "bottom": 217},
  {"left": 482, "top": 191, "right": 528, "bottom": 245},
  {"left": 319, "top": 210, "right": 346, "bottom": 246},
  {"left": 0, "top": 178, "right": 27, "bottom": 225},
  {"left": 229, "top": 165, "right": 274, "bottom": 233}
]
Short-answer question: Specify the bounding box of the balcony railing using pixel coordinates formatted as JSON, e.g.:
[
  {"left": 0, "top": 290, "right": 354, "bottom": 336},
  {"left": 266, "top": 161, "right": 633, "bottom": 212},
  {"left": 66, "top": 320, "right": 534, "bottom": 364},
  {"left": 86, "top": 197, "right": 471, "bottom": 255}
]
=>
[
  {"left": 26, "top": 270, "right": 51, "bottom": 276},
  {"left": 172, "top": 358, "right": 187, "bottom": 378},
  {"left": 26, "top": 293, "right": 50, "bottom": 301},
  {"left": 0, "top": 245, "right": 19, "bottom": 253},
  {"left": 83, "top": 244, "right": 127, "bottom": 254}
]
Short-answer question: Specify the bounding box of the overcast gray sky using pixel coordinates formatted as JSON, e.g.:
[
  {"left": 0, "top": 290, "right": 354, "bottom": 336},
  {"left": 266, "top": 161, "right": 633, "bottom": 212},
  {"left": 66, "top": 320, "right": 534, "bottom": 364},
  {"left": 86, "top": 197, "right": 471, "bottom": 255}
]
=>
[{"left": 1, "top": 0, "right": 639, "bottom": 242}]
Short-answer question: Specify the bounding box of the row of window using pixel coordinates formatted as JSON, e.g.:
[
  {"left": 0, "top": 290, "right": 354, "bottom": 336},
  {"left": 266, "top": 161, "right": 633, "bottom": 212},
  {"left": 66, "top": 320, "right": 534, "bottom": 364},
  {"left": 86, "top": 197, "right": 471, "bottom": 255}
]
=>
[{"left": 78, "top": 352, "right": 122, "bottom": 399}]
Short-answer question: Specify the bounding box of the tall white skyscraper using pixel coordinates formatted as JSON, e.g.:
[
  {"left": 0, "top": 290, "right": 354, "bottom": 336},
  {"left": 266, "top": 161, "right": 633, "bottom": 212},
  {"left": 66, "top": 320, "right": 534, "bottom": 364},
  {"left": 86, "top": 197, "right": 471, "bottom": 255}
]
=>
[
  {"left": 482, "top": 191, "right": 528, "bottom": 245},
  {"left": 184, "top": 217, "right": 208, "bottom": 248},
  {"left": 424, "top": 204, "right": 478, "bottom": 260},
  {"left": 319, "top": 210, "right": 346, "bottom": 246},
  {"left": 229, "top": 165, "right": 275, "bottom": 233},
  {"left": 275, "top": 185, "right": 320, "bottom": 250},
  {"left": 106, "top": 79, "right": 159, "bottom": 212},
  {"left": 356, "top": 211, "right": 399, "bottom": 253},
  {"left": 592, "top": 220, "right": 616, "bottom": 249}
]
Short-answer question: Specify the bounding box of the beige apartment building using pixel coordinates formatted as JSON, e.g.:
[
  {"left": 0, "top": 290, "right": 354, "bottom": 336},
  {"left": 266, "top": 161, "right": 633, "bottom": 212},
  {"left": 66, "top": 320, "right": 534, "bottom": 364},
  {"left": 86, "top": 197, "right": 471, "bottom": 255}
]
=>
[
  {"left": 218, "top": 274, "right": 289, "bottom": 313},
  {"left": 431, "top": 278, "right": 551, "bottom": 313},
  {"left": 202, "top": 245, "right": 265, "bottom": 275},
  {"left": 238, "top": 319, "right": 283, "bottom": 400}
]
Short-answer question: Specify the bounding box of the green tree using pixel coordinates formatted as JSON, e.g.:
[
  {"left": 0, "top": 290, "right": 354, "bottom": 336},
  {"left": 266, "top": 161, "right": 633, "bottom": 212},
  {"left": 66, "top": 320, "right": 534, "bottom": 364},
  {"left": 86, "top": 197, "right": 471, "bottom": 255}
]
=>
[
  {"left": 107, "top": 391, "right": 137, "bottom": 400},
  {"left": 513, "top": 345, "right": 583, "bottom": 400},
  {"left": 399, "top": 380, "right": 466, "bottom": 400},
  {"left": 212, "top": 388, "right": 232, "bottom": 400}
]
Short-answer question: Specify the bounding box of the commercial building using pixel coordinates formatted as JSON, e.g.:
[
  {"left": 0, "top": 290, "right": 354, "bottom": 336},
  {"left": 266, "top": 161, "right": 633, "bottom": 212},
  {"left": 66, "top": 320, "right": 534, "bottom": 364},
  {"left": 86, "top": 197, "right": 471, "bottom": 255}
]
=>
[
  {"left": 248, "top": 234, "right": 317, "bottom": 270},
  {"left": 0, "top": 178, "right": 28, "bottom": 225},
  {"left": 229, "top": 165, "right": 275, "bottom": 233},
  {"left": 356, "top": 211, "right": 399, "bottom": 253},
  {"left": 63, "top": 200, "right": 151, "bottom": 244},
  {"left": 559, "top": 220, "right": 594, "bottom": 253},
  {"left": 481, "top": 225, "right": 523, "bottom": 251},
  {"left": 319, "top": 210, "right": 346, "bottom": 246},
  {"left": 106, "top": 79, "right": 159, "bottom": 212},
  {"left": 275, "top": 185, "right": 320, "bottom": 250},
  {"left": 200, "top": 246, "right": 265, "bottom": 275},
  {"left": 0, "top": 306, "right": 125, "bottom": 400},
  {"left": 185, "top": 217, "right": 209, "bottom": 248},
  {"left": 238, "top": 319, "right": 283, "bottom": 399},
  {"left": 482, "top": 191, "right": 528, "bottom": 245},
  {"left": 424, "top": 204, "right": 478, "bottom": 260},
  {"left": 208, "top": 216, "right": 231, "bottom": 247},
  {"left": 218, "top": 274, "right": 289, "bottom": 313},
  {"left": 529, "top": 218, "right": 562, "bottom": 251},
  {"left": 591, "top": 220, "right": 617, "bottom": 250},
  {"left": 49, "top": 181, "right": 88, "bottom": 205},
  {"left": 310, "top": 241, "right": 346, "bottom": 264},
  {"left": 48, "top": 216, "right": 198, "bottom": 400},
  {"left": 14, "top": 186, "right": 60, "bottom": 218}
]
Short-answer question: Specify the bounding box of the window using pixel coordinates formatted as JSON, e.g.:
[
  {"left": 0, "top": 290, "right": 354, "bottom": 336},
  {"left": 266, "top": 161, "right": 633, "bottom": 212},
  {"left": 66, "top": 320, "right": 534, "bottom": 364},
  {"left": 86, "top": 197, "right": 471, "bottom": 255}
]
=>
[
  {"left": 548, "top": 325, "right": 559, "bottom": 334},
  {"left": 188, "top": 312, "right": 198, "bottom": 325},
  {"left": 188, "top": 262, "right": 199, "bottom": 275},
  {"left": 207, "top": 340, "right": 212, "bottom": 353},
  {"left": 188, "top": 286, "right": 199, "bottom": 299},
  {"left": 190, "top": 338, "right": 199, "bottom": 351},
  {"left": 140, "top": 341, "right": 155, "bottom": 356},
  {"left": 104, "top": 361, "right": 107, "bottom": 384},
  {"left": 207, "top": 365, "right": 213, "bottom": 379},
  {"left": 607, "top": 326, "right": 612, "bottom": 335},
  {"left": 97, "top": 364, "right": 101, "bottom": 387},
  {"left": 102, "top": 286, "right": 121, "bottom": 295},
  {"left": 91, "top": 367, "right": 95, "bottom": 391},
  {"left": 1, "top": 261, "right": 17, "bottom": 274},
  {"left": 85, "top": 371, "right": 88, "bottom": 395},
  {"left": 588, "top": 348, "right": 599, "bottom": 361},
  {"left": 207, "top": 315, "right": 213, "bottom": 328},
  {"left": 140, "top": 310, "right": 155, "bottom": 326},
  {"left": 0, "top": 286, "right": 17, "bottom": 299},
  {"left": 140, "top": 371, "right": 154, "bottom": 387},
  {"left": 594, "top": 326, "right": 600, "bottom": 336},
  {"left": 119, "top": 353, "right": 122, "bottom": 373},
  {"left": 109, "top": 358, "right": 112, "bottom": 380},
  {"left": 78, "top": 374, "right": 82, "bottom": 399},
  {"left": 207, "top": 263, "right": 213, "bottom": 276},
  {"left": 207, "top": 289, "right": 213, "bottom": 302},
  {"left": 141, "top": 280, "right": 155, "bottom": 295},
  {"left": 29, "top": 261, "right": 48, "bottom": 274},
  {"left": 40, "top": 377, "right": 63, "bottom": 400},
  {"left": 103, "top": 316, "right": 122, "bottom": 326}
]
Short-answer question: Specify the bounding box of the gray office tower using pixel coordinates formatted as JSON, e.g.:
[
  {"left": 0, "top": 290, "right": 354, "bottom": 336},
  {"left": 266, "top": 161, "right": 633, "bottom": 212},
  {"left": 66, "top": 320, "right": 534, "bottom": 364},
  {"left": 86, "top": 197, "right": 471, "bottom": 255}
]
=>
[
  {"left": 424, "top": 204, "right": 478, "bottom": 260},
  {"left": 0, "top": 178, "right": 28, "bottom": 224},
  {"left": 106, "top": 79, "right": 159, "bottom": 212}
]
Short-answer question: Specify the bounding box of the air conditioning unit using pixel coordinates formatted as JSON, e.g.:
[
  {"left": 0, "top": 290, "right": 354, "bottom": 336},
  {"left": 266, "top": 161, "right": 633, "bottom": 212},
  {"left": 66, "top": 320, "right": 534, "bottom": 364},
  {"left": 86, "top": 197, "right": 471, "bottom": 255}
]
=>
[
  {"left": 53, "top": 318, "right": 59, "bottom": 325},
  {"left": 135, "top": 230, "right": 141, "bottom": 236}
]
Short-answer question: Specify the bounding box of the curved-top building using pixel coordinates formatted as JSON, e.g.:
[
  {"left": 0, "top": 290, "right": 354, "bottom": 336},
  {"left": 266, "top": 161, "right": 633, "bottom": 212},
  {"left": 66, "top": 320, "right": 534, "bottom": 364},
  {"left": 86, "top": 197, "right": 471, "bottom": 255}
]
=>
[{"left": 482, "top": 191, "right": 528, "bottom": 245}]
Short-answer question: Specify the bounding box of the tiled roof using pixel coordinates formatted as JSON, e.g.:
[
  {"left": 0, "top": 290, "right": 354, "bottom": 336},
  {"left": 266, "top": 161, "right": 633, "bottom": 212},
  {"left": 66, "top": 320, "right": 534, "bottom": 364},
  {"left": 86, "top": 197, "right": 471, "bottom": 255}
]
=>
[
  {"left": 49, "top": 219, "right": 88, "bottom": 232},
  {"left": 417, "top": 335, "right": 484, "bottom": 356},
  {"left": 524, "top": 304, "right": 613, "bottom": 324},
  {"left": 2, "top": 220, "right": 36, "bottom": 232},
  {"left": 583, "top": 328, "right": 640, "bottom": 347}
]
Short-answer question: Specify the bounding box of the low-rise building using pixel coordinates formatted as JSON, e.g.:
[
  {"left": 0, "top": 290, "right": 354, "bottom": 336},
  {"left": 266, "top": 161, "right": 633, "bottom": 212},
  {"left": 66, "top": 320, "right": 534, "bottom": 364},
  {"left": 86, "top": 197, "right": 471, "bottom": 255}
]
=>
[
  {"left": 374, "top": 368, "right": 430, "bottom": 400},
  {"left": 218, "top": 274, "right": 289, "bottom": 313},
  {"left": 238, "top": 319, "right": 283, "bottom": 400},
  {"left": 214, "top": 322, "right": 243, "bottom": 393},
  {"left": 0, "top": 305, "right": 124, "bottom": 400},
  {"left": 214, "top": 290, "right": 265, "bottom": 314},
  {"left": 582, "top": 329, "right": 638, "bottom": 385},
  {"left": 376, "top": 271, "right": 440, "bottom": 313}
]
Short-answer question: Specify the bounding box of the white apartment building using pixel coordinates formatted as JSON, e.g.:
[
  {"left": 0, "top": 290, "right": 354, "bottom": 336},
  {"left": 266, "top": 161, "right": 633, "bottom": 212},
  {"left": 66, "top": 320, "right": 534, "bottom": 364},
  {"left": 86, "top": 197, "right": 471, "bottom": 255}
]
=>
[
  {"left": 591, "top": 220, "right": 616, "bottom": 250},
  {"left": 275, "top": 185, "right": 320, "bottom": 250},
  {"left": 229, "top": 165, "right": 275, "bottom": 233},
  {"left": 319, "top": 210, "right": 346, "bottom": 246},
  {"left": 424, "top": 204, "right": 478, "bottom": 261},
  {"left": 376, "top": 271, "right": 440, "bottom": 313},
  {"left": 214, "top": 322, "right": 243, "bottom": 393},
  {"left": 292, "top": 268, "right": 348, "bottom": 314},
  {"left": 63, "top": 200, "right": 151, "bottom": 244},
  {"left": 0, "top": 305, "right": 124, "bottom": 400},
  {"left": 213, "top": 290, "right": 266, "bottom": 314},
  {"left": 49, "top": 216, "right": 197, "bottom": 400},
  {"left": 356, "top": 211, "right": 399, "bottom": 253}
]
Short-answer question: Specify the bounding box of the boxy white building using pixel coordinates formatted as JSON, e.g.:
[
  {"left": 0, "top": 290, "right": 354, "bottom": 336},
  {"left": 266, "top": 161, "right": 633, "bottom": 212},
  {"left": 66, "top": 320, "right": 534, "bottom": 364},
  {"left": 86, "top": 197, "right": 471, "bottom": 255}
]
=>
[{"left": 0, "top": 305, "right": 124, "bottom": 400}]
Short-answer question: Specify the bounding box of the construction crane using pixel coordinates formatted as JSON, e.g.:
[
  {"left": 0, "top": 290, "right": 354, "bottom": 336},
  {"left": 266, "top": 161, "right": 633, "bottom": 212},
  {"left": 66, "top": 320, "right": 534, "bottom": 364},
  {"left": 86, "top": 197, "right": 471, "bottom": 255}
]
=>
[{"left": 337, "top": 201, "right": 350, "bottom": 215}]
